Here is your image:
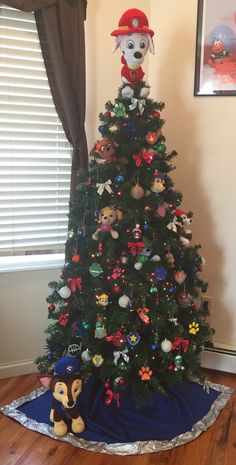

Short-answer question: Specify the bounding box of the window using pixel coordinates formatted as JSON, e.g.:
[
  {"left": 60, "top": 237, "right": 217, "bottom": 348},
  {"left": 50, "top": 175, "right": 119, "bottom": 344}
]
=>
[{"left": 0, "top": 5, "right": 72, "bottom": 271}]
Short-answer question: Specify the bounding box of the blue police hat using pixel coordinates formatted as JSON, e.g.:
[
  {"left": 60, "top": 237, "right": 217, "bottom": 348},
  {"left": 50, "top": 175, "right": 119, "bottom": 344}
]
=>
[{"left": 54, "top": 356, "right": 80, "bottom": 376}]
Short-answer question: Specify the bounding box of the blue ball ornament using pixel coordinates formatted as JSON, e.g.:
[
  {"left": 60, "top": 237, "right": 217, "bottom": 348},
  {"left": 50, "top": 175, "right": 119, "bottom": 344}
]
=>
[
  {"left": 98, "top": 124, "right": 106, "bottom": 134},
  {"left": 143, "top": 222, "right": 151, "bottom": 231},
  {"left": 115, "top": 175, "right": 124, "bottom": 184},
  {"left": 151, "top": 343, "right": 159, "bottom": 351},
  {"left": 154, "top": 266, "right": 167, "bottom": 281},
  {"left": 168, "top": 286, "right": 177, "bottom": 295}
]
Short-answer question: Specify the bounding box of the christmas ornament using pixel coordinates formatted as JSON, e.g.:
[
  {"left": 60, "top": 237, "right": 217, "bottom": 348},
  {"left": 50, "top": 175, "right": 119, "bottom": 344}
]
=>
[
  {"left": 129, "top": 97, "right": 146, "bottom": 114},
  {"left": 134, "top": 261, "right": 143, "bottom": 271},
  {"left": 115, "top": 175, "right": 124, "bottom": 184},
  {"left": 137, "top": 306, "right": 150, "bottom": 324},
  {"left": 177, "top": 291, "right": 193, "bottom": 308},
  {"left": 81, "top": 349, "right": 92, "bottom": 362},
  {"left": 113, "top": 102, "right": 126, "bottom": 117},
  {"left": 96, "top": 179, "right": 113, "bottom": 196},
  {"left": 92, "top": 354, "right": 104, "bottom": 367},
  {"left": 113, "top": 348, "right": 129, "bottom": 365},
  {"left": 121, "top": 253, "right": 128, "bottom": 264},
  {"left": 67, "top": 277, "right": 82, "bottom": 292},
  {"left": 132, "top": 149, "right": 154, "bottom": 167},
  {"left": 118, "top": 294, "right": 130, "bottom": 308},
  {"left": 131, "top": 183, "right": 144, "bottom": 199},
  {"left": 58, "top": 286, "right": 71, "bottom": 299},
  {"left": 106, "top": 331, "right": 126, "bottom": 346},
  {"left": 154, "top": 266, "right": 167, "bottom": 281},
  {"left": 127, "top": 331, "right": 140, "bottom": 346},
  {"left": 98, "top": 124, "right": 106, "bottom": 134},
  {"left": 72, "top": 254, "right": 81, "bottom": 263},
  {"left": 151, "top": 173, "right": 166, "bottom": 193},
  {"left": 172, "top": 336, "right": 189, "bottom": 352},
  {"left": 174, "top": 355, "right": 185, "bottom": 371},
  {"left": 67, "top": 229, "right": 75, "bottom": 239},
  {"left": 151, "top": 343, "right": 159, "bottom": 351},
  {"left": 77, "top": 225, "right": 86, "bottom": 237},
  {"left": 111, "top": 266, "right": 122, "bottom": 279},
  {"left": 82, "top": 322, "right": 90, "bottom": 330},
  {"left": 167, "top": 215, "right": 181, "bottom": 232},
  {"left": 95, "top": 315, "right": 107, "bottom": 339},
  {"left": 157, "top": 205, "right": 166, "bottom": 217},
  {"left": 157, "top": 143, "right": 166, "bottom": 154},
  {"left": 121, "top": 85, "right": 134, "bottom": 99},
  {"left": 89, "top": 263, "right": 103, "bottom": 277},
  {"left": 105, "top": 389, "right": 120, "bottom": 406},
  {"left": 128, "top": 241, "right": 144, "bottom": 255},
  {"left": 166, "top": 252, "right": 175, "bottom": 265},
  {"left": 146, "top": 131, "right": 158, "bottom": 145},
  {"left": 91, "top": 138, "right": 117, "bottom": 164},
  {"left": 139, "top": 366, "right": 153, "bottom": 381},
  {"left": 68, "top": 344, "right": 81, "bottom": 356},
  {"left": 59, "top": 313, "right": 69, "bottom": 326},
  {"left": 96, "top": 293, "right": 109, "bottom": 308},
  {"left": 174, "top": 270, "right": 187, "bottom": 284},
  {"left": 150, "top": 285, "right": 158, "bottom": 294},
  {"left": 151, "top": 254, "right": 161, "bottom": 262},
  {"left": 152, "top": 111, "right": 160, "bottom": 119},
  {"left": 48, "top": 304, "right": 55, "bottom": 312},
  {"left": 189, "top": 321, "right": 200, "bottom": 335},
  {"left": 132, "top": 223, "right": 142, "bottom": 240},
  {"left": 92, "top": 206, "right": 122, "bottom": 241},
  {"left": 161, "top": 338, "right": 172, "bottom": 352},
  {"left": 113, "top": 284, "right": 121, "bottom": 294}
]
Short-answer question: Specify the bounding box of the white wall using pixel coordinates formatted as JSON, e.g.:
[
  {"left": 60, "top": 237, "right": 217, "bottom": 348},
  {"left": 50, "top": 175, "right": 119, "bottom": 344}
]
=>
[{"left": 1, "top": 0, "right": 235, "bottom": 379}]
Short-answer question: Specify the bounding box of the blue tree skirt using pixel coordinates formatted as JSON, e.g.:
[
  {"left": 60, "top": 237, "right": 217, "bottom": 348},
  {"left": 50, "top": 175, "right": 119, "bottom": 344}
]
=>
[{"left": 0, "top": 378, "right": 233, "bottom": 455}]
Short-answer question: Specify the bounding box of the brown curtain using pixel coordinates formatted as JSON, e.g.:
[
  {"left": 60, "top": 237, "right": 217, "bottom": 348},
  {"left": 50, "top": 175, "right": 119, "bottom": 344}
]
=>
[{"left": 3, "top": 0, "right": 88, "bottom": 196}]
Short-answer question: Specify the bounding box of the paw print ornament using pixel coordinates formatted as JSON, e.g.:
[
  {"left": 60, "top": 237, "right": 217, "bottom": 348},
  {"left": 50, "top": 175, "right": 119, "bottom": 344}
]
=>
[
  {"left": 139, "top": 366, "right": 153, "bottom": 381},
  {"left": 189, "top": 321, "right": 200, "bottom": 335}
]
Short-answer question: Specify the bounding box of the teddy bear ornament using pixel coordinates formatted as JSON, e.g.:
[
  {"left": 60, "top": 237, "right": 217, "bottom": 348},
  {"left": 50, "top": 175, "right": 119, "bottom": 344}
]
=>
[
  {"left": 111, "top": 8, "right": 155, "bottom": 85},
  {"left": 40, "top": 356, "right": 85, "bottom": 436}
]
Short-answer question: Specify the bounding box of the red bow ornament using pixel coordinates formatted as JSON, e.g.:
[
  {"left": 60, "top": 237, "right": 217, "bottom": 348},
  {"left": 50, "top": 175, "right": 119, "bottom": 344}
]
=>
[
  {"left": 106, "top": 331, "right": 126, "bottom": 347},
  {"left": 105, "top": 389, "right": 120, "bottom": 407},
  {"left": 172, "top": 336, "right": 189, "bottom": 352},
  {"left": 132, "top": 149, "right": 155, "bottom": 167},
  {"left": 128, "top": 242, "right": 144, "bottom": 256},
  {"left": 67, "top": 277, "right": 82, "bottom": 292}
]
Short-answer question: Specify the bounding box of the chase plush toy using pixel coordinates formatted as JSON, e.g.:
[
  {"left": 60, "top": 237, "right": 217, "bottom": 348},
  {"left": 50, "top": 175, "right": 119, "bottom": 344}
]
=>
[
  {"left": 40, "top": 356, "right": 85, "bottom": 436},
  {"left": 111, "top": 9, "right": 155, "bottom": 85}
]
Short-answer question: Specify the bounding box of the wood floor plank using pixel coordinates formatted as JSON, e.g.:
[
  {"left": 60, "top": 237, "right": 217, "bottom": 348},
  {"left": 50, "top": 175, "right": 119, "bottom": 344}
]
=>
[{"left": 0, "top": 370, "right": 235, "bottom": 465}]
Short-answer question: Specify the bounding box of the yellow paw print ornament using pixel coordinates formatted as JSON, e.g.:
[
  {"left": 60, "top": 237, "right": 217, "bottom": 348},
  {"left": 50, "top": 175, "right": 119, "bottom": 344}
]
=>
[{"left": 189, "top": 321, "right": 200, "bottom": 335}]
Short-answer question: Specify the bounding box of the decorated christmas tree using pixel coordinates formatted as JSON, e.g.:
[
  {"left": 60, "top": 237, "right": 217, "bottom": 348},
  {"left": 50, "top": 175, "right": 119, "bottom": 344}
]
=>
[{"left": 36, "top": 8, "right": 213, "bottom": 405}]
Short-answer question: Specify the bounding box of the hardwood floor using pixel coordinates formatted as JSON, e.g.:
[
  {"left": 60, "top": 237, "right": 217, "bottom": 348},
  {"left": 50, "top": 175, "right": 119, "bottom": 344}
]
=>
[{"left": 0, "top": 370, "right": 235, "bottom": 465}]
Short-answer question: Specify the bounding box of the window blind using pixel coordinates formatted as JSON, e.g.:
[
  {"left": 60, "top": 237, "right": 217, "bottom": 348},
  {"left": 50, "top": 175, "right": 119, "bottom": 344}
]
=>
[{"left": 0, "top": 5, "right": 72, "bottom": 257}]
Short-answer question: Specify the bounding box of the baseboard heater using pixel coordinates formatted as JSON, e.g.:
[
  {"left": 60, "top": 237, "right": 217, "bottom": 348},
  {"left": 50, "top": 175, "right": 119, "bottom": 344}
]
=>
[{"left": 201, "top": 346, "right": 236, "bottom": 374}]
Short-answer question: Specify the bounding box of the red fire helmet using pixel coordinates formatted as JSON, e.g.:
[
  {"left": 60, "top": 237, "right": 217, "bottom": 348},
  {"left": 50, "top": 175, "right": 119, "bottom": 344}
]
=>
[{"left": 111, "top": 8, "right": 154, "bottom": 37}]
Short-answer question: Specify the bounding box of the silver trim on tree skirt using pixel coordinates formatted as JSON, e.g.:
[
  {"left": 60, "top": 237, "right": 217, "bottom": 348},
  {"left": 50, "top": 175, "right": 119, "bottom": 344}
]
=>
[{"left": 0, "top": 381, "right": 234, "bottom": 455}]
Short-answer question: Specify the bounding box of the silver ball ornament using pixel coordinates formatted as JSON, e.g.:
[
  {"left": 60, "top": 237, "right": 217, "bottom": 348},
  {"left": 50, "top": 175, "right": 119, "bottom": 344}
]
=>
[
  {"left": 118, "top": 295, "right": 131, "bottom": 308},
  {"left": 59, "top": 286, "right": 71, "bottom": 299}
]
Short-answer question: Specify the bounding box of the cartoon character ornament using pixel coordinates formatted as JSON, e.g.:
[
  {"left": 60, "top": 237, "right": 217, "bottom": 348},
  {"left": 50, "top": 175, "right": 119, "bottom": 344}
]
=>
[
  {"left": 95, "top": 315, "right": 107, "bottom": 339},
  {"left": 92, "top": 206, "right": 123, "bottom": 240},
  {"left": 151, "top": 172, "right": 166, "bottom": 194},
  {"left": 111, "top": 9, "right": 155, "bottom": 84},
  {"left": 96, "top": 292, "right": 109, "bottom": 308},
  {"left": 174, "top": 355, "right": 185, "bottom": 371}
]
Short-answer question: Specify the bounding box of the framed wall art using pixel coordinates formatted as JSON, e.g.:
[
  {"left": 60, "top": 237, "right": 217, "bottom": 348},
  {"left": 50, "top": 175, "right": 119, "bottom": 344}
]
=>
[{"left": 194, "top": 0, "right": 236, "bottom": 96}]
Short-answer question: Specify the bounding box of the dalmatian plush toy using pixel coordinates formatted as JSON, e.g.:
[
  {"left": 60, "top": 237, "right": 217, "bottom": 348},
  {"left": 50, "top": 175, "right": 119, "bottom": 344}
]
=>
[{"left": 111, "top": 9, "right": 155, "bottom": 99}]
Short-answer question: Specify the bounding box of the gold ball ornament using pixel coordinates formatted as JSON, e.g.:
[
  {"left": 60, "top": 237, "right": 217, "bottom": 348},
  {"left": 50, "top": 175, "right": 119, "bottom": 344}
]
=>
[{"left": 131, "top": 184, "right": 144, "bottom": 199}]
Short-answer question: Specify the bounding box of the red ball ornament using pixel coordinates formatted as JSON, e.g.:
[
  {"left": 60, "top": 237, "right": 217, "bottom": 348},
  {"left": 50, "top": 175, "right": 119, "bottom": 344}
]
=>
[
  {"left": 152, "top": 111, "right": 160, "bottom": 119},
  {"left": 48, "top": 304, "right": 55, "bottom": 312},
  {"left": 118, "top": 377, "right": 125, "bottom": 386},
  {"left": 104, "top": 111, "right": 111, "bottom": 117},
  {"left": 113, "top": 284, "right": 122, "bottom": 294},
  {"left": 104, "top": 380, "right": 110, "bottom": 388},
  {"left": 168, "top": 364, "right": 175, "bottom": 372}
]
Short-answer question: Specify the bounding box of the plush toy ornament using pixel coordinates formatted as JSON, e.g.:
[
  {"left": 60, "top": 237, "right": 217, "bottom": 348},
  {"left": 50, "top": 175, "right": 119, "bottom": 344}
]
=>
[
  {"left": 92, "top": 206, "right": 123, "bottom": 240},
  {"left": 40, "top": 356, "right": 85, "bottom": 436},
  {"left": 111, "top": 9, "right": 155, "bottom": 84}
]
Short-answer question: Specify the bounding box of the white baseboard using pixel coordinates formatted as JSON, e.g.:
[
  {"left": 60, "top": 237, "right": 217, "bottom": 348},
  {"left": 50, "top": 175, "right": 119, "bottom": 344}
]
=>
[
  {"left": 0, "top": 359, "right": 37, "bottom": 379},
  {"left": 201, "top": 349, "right": 236, "bottom": 374}
]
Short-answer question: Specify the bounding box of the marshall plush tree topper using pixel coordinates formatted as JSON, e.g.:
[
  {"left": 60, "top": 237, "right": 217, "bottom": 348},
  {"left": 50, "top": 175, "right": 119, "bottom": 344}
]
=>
[{"left": 111, "top": 8, "right": 155, "bottom": 86}]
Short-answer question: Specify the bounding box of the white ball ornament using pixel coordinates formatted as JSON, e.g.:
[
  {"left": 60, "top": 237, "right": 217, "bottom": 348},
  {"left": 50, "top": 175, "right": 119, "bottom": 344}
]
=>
[
  {"left": 161, "top": 338, "right": 172, "bottom": 353},
  {"left": 81, "top": 349, "right": 92, "bottom": 362},
  {"left": 151, "top": 254, "right": 161, "bottom": 262},
  {"left": 139, "top": 86, "right": 150, "bottom": 98},
  {"left": 58, "top": 286, "right": 71, "bottom": 299},
  {"left": 118, "top": 295, "right": 131, "bottom": 308},
  {"left": 134, "top": 261, "right": 143, "bottom": 271},
  {"left": 121, "top": 85, "right": 134, "bottom": 99}
]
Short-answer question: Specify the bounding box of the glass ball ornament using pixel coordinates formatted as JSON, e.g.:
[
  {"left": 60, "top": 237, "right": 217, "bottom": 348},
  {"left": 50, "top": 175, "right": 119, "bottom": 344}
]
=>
[
  {"left": 48, "top": 304, "right": 55, "bottom": 312},
  {"left": 113, "top": 284, "right": 121, "bottom": 294},
  {"left": 157, "top": 143, "right": 166, "bottom": 154},
  {"left": 118, "top": 294, "right": 130, "bottom": 308},
  {"left": 67, "top": 229, "right": 75, "bottom": 239},
  {"left": 115, "top": 175, "right": 124, "bottom": 184},
  {"left": 82, "top": 322, "right": 90, "bottom": 330},
  {"left": 134, "top": 261, "right": 143, "bottom": 271},
  {"left": 131, "top": 184, "right": 144, "bottom": 199},
  {"left": 58, "top": 286, "right": 71, "bottom": 299},
  {"left": 89, "top": 263, "right": 103, "bottom": 277},
  {"left": 98, "top": 124, "right": 106, "bottom": 134},
  {"left": 81, "top": 349, "right": 92, "bottom": 362},
  {"left": 151, "top": 343, "right": 159, "bottom": 351},
  {"left": 161, "top": 338, "right": 172, "bottom": 352}
]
